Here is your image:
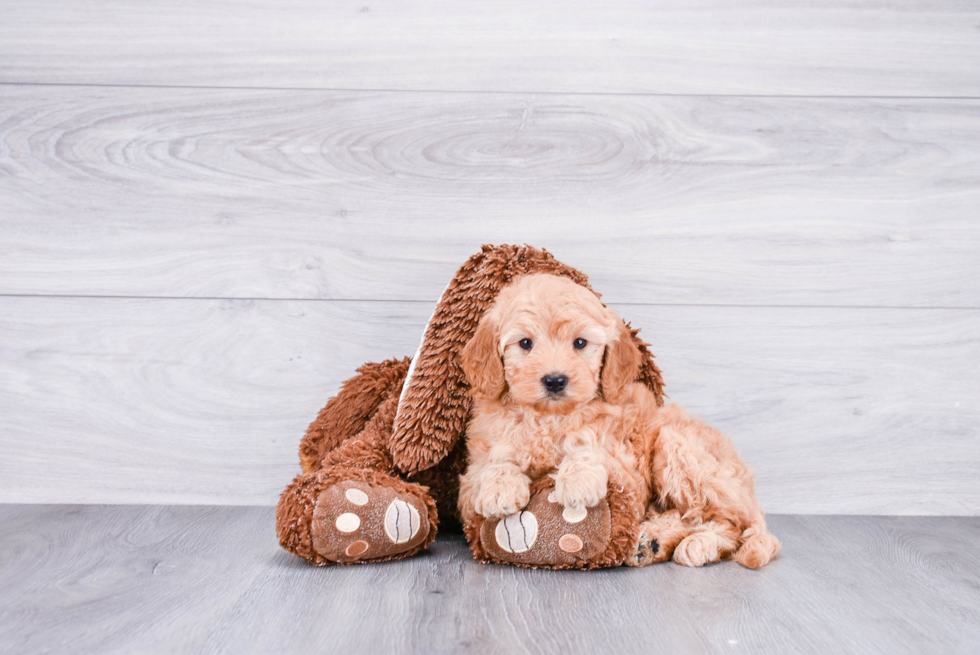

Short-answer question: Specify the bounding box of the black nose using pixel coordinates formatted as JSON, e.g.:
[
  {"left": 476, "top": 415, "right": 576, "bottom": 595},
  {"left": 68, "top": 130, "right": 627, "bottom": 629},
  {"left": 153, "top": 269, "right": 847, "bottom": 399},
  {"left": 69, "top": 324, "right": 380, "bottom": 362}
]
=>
[{"left": 542, "top": 374, "right": 568, "bottom": 393}]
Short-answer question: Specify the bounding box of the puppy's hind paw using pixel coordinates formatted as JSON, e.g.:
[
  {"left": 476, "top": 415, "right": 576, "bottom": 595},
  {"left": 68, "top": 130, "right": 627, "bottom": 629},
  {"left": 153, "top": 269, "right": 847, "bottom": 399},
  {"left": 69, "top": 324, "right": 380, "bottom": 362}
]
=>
[
  {"left": 673, "top": 531, "right": 721, "bottom": 568},
  {"left": 626, "top": 527, "right": 663, "bottom": 568},
  {"left": 734, "top": 530, "right": 781, "bottom": 569}
]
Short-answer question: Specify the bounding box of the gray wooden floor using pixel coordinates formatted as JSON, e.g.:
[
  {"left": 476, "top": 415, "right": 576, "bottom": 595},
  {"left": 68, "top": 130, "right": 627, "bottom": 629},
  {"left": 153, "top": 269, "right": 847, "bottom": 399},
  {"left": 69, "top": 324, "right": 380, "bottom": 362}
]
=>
[{"left": 1, "top": 505, "right": 977, "bottom": 655}]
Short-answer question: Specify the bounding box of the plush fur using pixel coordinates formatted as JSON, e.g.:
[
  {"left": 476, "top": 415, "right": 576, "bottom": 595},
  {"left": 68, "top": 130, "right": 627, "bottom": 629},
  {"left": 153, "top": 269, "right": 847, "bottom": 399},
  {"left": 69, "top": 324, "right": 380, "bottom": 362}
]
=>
[{"left": 458, "top": 274, "right": 781, "bottom": 568}]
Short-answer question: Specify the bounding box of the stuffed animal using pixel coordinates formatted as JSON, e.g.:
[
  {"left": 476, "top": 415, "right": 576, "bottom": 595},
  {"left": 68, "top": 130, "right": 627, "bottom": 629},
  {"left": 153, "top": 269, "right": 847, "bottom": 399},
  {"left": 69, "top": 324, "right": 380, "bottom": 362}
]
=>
[{"left": 276, "top": 244, "right": 665, "bottom": 569}]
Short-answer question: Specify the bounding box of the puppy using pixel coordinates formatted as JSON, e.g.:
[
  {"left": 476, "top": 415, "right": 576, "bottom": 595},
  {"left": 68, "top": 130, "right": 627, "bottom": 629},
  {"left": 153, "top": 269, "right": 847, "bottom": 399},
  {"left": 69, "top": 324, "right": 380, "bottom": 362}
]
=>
[{"left": 457, "top": 274, "right": 780, "bottom": 568}]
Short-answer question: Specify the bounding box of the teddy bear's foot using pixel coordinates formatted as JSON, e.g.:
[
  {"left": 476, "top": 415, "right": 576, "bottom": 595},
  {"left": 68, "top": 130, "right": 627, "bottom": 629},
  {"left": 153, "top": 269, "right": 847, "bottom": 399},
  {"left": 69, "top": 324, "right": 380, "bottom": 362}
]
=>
[
  {"left": 311, "top": 480, "right": 431, "bottom": 563},
  {"left": 479, "top": 487, "right": 610, "bottom": 567},
  {"left": 465, "top": 478, "right": 638, "bottom": 569},
  {"left": 277, "top": 467, "right": 437, "bottom": 565}
]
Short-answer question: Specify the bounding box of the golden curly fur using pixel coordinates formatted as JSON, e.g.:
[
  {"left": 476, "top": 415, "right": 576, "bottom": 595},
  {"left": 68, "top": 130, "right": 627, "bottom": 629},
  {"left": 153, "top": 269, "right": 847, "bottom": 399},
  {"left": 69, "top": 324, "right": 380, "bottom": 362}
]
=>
[{"left": 458, "top": 274, "right": 780, "bottom": 568}]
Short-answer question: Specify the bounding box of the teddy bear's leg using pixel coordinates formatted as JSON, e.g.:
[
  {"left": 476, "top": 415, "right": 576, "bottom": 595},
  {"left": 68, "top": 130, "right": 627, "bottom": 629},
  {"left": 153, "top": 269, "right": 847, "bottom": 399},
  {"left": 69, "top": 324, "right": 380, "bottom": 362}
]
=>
[
  {"left": 277, "top": 463, "right": 437, "bottom": 565},
  {"left": 464, "top": 477, "right": 639, "bottom": 570},
  {"left": 299, "top": 357, "right": 410, "bottom": 474},
  {"left": 625, "top": 507, "right": 694, "bottom": 567},
  {"left": 277, "top": 378, "right": 439, "bottom": 566}
]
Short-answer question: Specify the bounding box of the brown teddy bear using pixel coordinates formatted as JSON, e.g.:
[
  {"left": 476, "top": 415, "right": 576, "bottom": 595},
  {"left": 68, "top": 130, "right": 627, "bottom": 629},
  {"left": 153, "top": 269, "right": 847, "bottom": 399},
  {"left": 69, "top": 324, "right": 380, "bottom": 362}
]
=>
[{"left": 276, "top": 244, "right": 665, "bottom": 569}]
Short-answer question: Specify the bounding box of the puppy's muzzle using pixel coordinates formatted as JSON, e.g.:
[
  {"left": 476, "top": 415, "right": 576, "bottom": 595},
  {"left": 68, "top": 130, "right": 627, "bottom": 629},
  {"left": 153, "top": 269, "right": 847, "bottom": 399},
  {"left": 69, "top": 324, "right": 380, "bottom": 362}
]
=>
[{"left": 541, "top": 374, "right": 568, "bottom": 395}]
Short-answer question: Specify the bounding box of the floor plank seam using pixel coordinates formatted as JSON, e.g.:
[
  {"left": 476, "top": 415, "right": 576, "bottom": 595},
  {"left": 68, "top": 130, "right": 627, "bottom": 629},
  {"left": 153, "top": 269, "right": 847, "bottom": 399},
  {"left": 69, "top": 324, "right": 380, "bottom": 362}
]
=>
[
  {"left": 3, "top": 293, "right": 980, "bottom": 312},
  {"left": 2, "top": 80, "right": 980, "bottom": 101}
]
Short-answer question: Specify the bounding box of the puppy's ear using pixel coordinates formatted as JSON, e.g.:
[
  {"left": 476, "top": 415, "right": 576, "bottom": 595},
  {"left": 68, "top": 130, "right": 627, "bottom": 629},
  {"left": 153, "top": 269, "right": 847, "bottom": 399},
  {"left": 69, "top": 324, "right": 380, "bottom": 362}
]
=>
[
  {"left": 461, "top": 312, "right": 506, "bottom": 399},
  {"left": 600, "top": 321, "right": 642, "bottom": 404}
]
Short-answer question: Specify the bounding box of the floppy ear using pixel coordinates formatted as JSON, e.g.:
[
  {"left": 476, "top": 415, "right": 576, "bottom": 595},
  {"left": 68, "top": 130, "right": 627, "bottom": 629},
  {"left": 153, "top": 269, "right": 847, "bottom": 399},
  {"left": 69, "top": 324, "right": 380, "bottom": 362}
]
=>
[
  {"left": 600, "top": 321, "right": 642, "bottom": 404},
  {"left": 461, "top": 312, "right": 506, "bottom": 399}
]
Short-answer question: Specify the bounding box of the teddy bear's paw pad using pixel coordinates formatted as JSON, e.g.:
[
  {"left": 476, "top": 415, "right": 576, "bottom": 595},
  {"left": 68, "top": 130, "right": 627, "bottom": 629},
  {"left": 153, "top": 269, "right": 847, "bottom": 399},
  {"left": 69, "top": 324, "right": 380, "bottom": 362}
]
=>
[
  {"left": 481, "top": 485, "right": 611, "bottom": 567},
  {"left": 311, "top": 481, "right": 429, "bottom": 563},
  {"left": 494, "top": 510, "right": 539, "bottom": 553}
]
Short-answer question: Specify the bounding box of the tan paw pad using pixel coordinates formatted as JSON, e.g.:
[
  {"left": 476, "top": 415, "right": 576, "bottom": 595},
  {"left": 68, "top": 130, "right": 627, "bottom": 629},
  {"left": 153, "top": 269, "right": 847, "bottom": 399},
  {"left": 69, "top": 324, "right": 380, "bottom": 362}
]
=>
[
  {"left": 561, "top": 506, "right": 588, "bottom": 523},
  {"left": 335, "top": 513, "right": 361, "bottom": 533},
  {"left": 494, "top": 511, "right": 539, "bottom": 553},
  {"left": 384, "top": 499, "right": 421, "bottom": 544},
  {"left": 345, "top": 540, "right": 369, "bottom": 558},
  {"left": 558, "top": 534, "right": 584, "bottom": 553},
  {"left": 345, "top": 488, "right": 369, "bottom": 506}
]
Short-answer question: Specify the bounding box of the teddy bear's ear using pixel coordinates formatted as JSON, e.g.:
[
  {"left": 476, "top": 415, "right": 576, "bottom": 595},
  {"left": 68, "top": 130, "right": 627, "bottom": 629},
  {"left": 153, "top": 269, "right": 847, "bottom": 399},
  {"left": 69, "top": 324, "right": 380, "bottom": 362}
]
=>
[
  {"left": 599, "top": 321, "right": 643, "bottom": 404},
  {"left": 629, "top": 325, "right": 666, "bottom": 406},
  {"left": 460, "top": 312, "right": 506, "bottom": 400},
  {"left": 388, "top": 311, "right": 505, "bottom": 476},
  {"left": 389, "top": 243, "right": 607, "bottom": 475}
]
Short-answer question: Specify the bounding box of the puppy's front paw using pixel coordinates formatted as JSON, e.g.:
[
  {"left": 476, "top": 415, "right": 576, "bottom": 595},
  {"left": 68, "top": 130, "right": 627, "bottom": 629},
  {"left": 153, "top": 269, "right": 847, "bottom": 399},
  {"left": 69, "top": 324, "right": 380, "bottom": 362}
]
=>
[
  {"left": 473, "top": 474, "right": 531, "bottom": 518},
  {"left": 552, "top": 464, "right": 608, "bottom": 510}
]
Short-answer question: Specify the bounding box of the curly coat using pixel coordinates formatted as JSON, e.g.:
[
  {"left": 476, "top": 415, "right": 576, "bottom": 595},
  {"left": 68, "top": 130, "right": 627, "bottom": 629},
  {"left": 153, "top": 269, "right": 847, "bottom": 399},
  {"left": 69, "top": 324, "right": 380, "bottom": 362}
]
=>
[{"left": 458, "top": 274, "right": 780, "bottom": 568}]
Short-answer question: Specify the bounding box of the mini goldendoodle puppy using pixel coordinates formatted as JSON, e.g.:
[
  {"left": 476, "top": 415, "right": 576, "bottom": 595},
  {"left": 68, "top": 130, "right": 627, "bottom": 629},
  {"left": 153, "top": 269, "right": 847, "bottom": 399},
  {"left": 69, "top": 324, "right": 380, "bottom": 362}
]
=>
[{"left": 457, "top": 274, "right": 781, "bottom": 568}]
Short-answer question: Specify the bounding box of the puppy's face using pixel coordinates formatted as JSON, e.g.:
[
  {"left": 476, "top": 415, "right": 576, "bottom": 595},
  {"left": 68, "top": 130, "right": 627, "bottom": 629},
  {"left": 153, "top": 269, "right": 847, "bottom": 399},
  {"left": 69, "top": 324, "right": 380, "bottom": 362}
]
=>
[
  {"left": 462, "top": 274, "right": 640, "bottom": 411},
  {"left": 498, "top": 289, "right": 610, "bottom": 409}
]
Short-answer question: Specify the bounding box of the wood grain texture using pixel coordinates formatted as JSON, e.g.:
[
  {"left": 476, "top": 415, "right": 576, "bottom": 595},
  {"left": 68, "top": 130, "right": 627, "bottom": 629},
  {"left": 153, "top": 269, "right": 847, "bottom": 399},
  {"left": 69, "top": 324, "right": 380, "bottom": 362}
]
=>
[
  {"left": 3, "top": 86, "right": 980, "bottom": 307},
  {"left": 1, "top": 506, "right": 979, "bottom": 655},
  {"left": 1, "top": 297, "right": 977, "bottom": 514},
  {"left": 1, "top": 1, "right": 979, "bottom": 97}
]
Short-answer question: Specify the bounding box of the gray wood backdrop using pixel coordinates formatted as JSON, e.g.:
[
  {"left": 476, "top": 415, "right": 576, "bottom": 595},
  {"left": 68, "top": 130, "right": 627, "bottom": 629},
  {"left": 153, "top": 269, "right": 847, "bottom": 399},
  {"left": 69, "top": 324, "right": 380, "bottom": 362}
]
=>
[{"left": 1, "top": 0, "right": 978, "bottom": 514}]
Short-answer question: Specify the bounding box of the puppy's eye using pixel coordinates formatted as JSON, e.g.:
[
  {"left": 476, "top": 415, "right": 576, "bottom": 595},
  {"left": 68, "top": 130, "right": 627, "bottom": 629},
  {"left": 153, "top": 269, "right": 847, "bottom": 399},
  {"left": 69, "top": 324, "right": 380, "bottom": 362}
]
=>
[
  {"left": 573, "top": 338, "right": 587, "bottom": 350},
  {"left": 519, "top": 338, "right": 533, "bottom": 351}
]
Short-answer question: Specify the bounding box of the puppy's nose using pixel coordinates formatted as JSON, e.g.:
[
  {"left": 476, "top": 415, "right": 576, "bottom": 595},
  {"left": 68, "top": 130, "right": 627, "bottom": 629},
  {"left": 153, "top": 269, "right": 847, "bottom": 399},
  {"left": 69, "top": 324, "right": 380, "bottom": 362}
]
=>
[{"left": 542, "top": 374, "right": 568, "bottom": 393}]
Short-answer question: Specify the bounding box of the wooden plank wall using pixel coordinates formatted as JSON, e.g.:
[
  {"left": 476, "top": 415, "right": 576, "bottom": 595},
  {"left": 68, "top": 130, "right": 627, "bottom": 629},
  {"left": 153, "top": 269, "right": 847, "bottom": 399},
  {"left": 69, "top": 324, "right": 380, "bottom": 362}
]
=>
[{"left": 1, "top": 1, "right": 978, "bottom": 513}]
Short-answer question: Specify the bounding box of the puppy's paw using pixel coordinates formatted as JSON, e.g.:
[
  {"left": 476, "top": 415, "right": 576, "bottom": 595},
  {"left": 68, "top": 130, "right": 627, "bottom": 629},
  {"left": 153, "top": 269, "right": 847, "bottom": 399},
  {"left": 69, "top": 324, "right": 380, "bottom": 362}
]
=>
[
  {"left": 673, "top": 531, "right": 721, "bottom": 568},
  {"left": 734, "top": 530, "right": 781, "bottom": 569},
  {"left": 552, "top": 464, "right": 608, "bottom": 511},
  {"left": 473, "top": 474, "right": 531, "bottom": 518},
  {"left": 626, "top": 523, "right": 666, "bottom": 567}
]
